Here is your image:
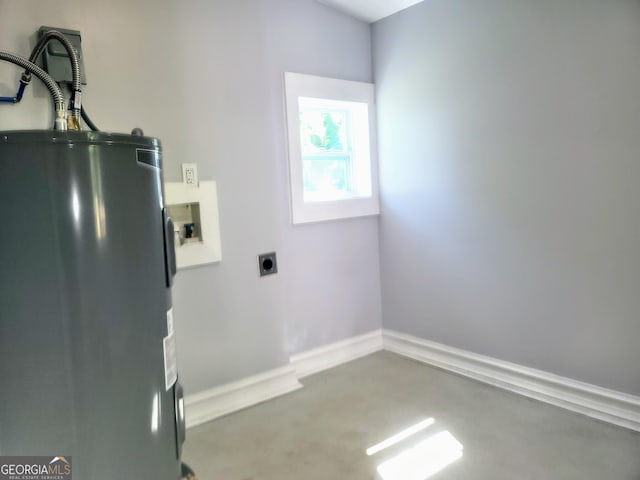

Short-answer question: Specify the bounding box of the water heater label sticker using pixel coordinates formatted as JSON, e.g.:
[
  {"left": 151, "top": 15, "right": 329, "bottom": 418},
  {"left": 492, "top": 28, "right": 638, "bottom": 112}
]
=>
[
  {"left": 167, "top": 309, "right": 174, "bottom": 336},
  {"left": 163, "top": 334, "right": 177, "bottom": 391}
]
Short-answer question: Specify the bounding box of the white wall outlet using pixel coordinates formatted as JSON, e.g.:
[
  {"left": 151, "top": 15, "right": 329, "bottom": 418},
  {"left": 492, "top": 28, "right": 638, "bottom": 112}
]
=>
[{"left": 182, "top": 163, "right": 198, "bottom": 186}]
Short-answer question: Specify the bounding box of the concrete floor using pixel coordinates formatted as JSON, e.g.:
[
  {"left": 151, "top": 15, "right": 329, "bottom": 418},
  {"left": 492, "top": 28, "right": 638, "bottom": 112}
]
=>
[{"left": 183, "top": 351, "right": 640, "bottom": 479}]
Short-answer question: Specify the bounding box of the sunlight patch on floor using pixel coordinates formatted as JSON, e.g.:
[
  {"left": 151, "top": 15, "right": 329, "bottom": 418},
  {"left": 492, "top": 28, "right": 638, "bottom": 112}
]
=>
[
  {"left": 376, "top": 430, "right": 463, "bottom": 480},
  {"left": 366, "top": 418, "right": 435, "bottom": 456}
]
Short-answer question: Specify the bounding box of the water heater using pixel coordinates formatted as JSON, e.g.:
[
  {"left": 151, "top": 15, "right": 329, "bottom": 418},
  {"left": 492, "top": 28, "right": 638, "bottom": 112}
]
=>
[{"left": 0, "top": 131, "right": 186, "bottom": 479}]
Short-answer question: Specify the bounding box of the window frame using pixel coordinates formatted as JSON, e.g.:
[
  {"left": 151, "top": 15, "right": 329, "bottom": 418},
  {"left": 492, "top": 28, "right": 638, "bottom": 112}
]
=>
[{"left": 284, "top": 72, "right": 380, "bottom": 225}]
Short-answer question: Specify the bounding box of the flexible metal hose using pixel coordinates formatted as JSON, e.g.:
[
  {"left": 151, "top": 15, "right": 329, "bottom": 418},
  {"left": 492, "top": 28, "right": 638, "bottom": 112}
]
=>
[
  {"left": 0, "top": 51, "right": 67, "bottom": 130},
  {"left": 28, "top": 30, "right": 82, "bottom": 129}
]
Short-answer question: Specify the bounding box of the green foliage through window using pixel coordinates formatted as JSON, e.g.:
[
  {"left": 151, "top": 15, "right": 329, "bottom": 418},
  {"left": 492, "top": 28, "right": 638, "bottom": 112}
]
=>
[{"left": 299, "top": 107, "right": 352, "bottom": 197}]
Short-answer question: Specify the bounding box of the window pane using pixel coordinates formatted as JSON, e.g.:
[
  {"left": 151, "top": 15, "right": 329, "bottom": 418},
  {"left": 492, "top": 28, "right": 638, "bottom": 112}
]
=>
[
  {"left": 302, "top": 154, "right": 352, "bottom": 200},
  {"left": 299, "top": 109, "right": 349, "bottom": 154},
  {"left": 298, "top": 97, "right": 368, "bottom": 202}
]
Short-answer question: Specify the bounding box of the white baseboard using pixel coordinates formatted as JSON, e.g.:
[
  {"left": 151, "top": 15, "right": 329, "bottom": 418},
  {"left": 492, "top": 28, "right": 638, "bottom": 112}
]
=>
[
  {"left": 184, "top": 365, "right": 302, "bottom": 429},
  {"left": 289, "top": 329, "right": 383, "bottom": 378},
  {"left": 185, "top": 328, "right": 640, "bottom": 432},
  {"left": 383, "top": 329, "right": 640, "bottom": 432}
]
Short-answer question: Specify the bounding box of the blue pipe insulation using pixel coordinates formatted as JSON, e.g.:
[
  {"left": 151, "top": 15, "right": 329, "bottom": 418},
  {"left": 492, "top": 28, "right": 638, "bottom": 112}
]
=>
[
  {"left": 16, "top": 81, "right": 26, "bottom": 101},
  {"left": 0, "top": 80, "right": 27, "bottom": 103}
]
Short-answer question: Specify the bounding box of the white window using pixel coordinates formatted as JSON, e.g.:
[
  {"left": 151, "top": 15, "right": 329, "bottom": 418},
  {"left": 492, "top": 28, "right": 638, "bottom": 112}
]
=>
[{"left": 284, "top": 73, "right": 379, "bottom": 224}]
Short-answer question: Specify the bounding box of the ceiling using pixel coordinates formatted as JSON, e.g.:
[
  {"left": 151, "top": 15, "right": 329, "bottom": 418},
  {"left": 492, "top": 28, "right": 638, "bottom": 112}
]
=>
[{"left": 315, "top": 0, "right": 424, "bottom": 23}]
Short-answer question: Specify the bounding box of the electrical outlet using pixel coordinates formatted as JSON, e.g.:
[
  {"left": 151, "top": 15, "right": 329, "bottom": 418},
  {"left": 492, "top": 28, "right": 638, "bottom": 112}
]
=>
[
  {"left": 258, "top": 252, "right": 278, "bottom": 277},
  {"left": 182, "top": 163, "right": 198, "bottom": 186}
]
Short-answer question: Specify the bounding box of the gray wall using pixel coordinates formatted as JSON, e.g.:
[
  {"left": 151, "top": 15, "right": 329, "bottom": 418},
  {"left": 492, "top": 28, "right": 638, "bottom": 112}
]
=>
[
  {"left": 260, "top": 1, "right": 382, "bottom": 354},
  {"left": 0, "top": 0, "right": 382, "bottom": 394},
  {"left": 373, "top": 0, "right": 640, "bottom": 395}
]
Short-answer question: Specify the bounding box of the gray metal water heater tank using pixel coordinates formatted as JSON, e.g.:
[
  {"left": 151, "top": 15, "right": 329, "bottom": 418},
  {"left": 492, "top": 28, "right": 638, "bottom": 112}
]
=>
[{"left": 0, "top": 131, "right": 185, "bottom": 479}]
